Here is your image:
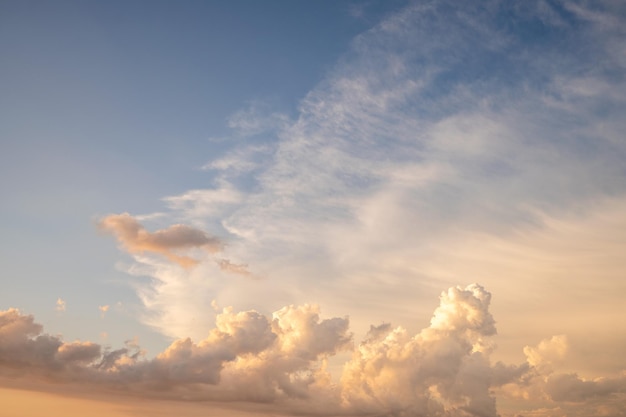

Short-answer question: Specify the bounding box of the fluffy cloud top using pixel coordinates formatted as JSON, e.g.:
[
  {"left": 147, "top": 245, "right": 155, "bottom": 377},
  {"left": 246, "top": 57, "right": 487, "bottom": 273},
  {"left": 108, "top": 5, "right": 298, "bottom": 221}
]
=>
[{"left": 6, "top": 284, "right": 620, "bottom": 416}]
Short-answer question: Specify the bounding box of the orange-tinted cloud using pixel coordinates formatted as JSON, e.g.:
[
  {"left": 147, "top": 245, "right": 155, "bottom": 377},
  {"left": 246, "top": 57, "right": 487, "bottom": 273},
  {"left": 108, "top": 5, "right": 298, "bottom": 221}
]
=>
[
  {"left": 2, "top": 285, "right": 625, "bottom": 416},
  {"left": 98, "top": 213, "right": 222, "bottom": 268},
  {"left": 55, "top": 298, "right": 66, "bottom": 312}
]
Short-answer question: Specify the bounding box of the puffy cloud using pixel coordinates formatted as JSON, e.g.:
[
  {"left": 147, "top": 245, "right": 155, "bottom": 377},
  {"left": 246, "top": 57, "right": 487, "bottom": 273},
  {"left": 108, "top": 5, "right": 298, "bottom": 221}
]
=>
[
  {"left": 98, "top": 213, "right": 223, "bottom": 268},
  {"left": 0, "top": 309, "right": 100, "bottom": 375},
  {"left": 4, "top": 283, "right": 626, "bottom": 415},
  {"left": 138, "top": 308, "right": 277, "bottom": 388},
  {"left": 0, "top": 303, "right": 350, "bottom": 405},
  {"left": 524, "top": 335, "right": 568, "bottom": 370},
  {"left": 545, "top": 373, "right": 626, "bottom": 403},
  {"left": 98, "top": 305, "right": 110, "bottom": 318},
  {"left": 56, "top": 342, "right": 101, "bottom": 364},
  {"left": 194, "top": 304, "right": 352, "bottom": 403},
  {"left": 340, "top": 284, "right": 515, "bottom": 417},
  {"left": 56, "top": 298, "right": 66, "bottom": 312}
]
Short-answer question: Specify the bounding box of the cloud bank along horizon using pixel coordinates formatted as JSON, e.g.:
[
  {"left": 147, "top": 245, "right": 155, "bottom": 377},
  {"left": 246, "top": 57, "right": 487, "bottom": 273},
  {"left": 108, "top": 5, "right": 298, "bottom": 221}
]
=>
[
  {"left": 3, "top": 0, "right": 626, "bottom": 416},
  {"left": 3, "top": 283, "right": 613, "bottom": 417}
]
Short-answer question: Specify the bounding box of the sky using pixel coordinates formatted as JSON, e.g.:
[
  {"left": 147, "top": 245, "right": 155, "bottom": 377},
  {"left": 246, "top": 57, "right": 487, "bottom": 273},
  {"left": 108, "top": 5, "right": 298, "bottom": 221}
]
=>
[{"left": 1, "top": 1, "right": 626, "bottom": 416}]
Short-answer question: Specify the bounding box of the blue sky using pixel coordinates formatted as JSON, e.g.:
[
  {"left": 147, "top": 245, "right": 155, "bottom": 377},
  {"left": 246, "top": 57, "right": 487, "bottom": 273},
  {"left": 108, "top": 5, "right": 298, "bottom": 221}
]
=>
[
  {"left": 1, "top": 0, "right": 399, "bottom": 348},
  {"left": 1, "top": 1, "right": 626, "bottom": 416}
]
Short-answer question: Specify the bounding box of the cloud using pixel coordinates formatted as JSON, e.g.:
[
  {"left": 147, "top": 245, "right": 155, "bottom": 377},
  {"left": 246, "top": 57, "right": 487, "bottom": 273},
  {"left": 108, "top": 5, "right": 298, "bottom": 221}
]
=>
[
  {"left": 216, "top": 259, "right": 251, "bottom": 276},
  {"left": 4, "top": 283, "right": 626, "bottom": 415},
  {"left": 98, "top": 213, "right": 223, "bottom": 268},
  {"left": 524, "top": 335, "right": 568, "bottom": 370},
  {"left": 0, "top": 285, "right": 530, "bottom": 416},
  {"left": 145, "top": 0, "right": 626, "bottom": 306},
  {"left": 544, "top": 373, "right": 626, "bottom": 403},
  {"left": 87, "top": 1, "right": 626, "bottom": 416},
  {"left": 0, "top": 309, "right": 101, "bottom": 376},
  {"left": 163, "top": 183, "right": 244, "bottom": 223},
  {"left": 226, "top": 101, "right": 289, "bottom": 138},
  {"left": 98, "top": 305, "right": 110, "bottom": 318},
  {"left": 340, "top": 284, "right": 510, "bottom": 417},
  {"left": 56, "top": 298, "right": 66, "bottom": 312}
]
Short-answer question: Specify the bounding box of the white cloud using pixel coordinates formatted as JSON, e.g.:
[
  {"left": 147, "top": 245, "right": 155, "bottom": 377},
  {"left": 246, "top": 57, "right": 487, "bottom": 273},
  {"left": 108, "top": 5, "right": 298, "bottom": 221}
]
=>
[
  {"left": 56, "top": 298, "right": 66, "bottom": 312},
  {"left": 227, "top": 101, "right": 289, "bottom": 138},
  {"left": 98, "top": 305, "right": 110, "bottom": 318},
  {"left": 91, "top": 2, "right": 626, "bottom": 415},
  {"left": 0, "top": 285, "right": 525, "bottom": 416},
  {"left": 5, "top": 281, "right": 626, "bottom": 416},
  {"left": 524, "top": 335, "right": 568, "bottom": 370}
]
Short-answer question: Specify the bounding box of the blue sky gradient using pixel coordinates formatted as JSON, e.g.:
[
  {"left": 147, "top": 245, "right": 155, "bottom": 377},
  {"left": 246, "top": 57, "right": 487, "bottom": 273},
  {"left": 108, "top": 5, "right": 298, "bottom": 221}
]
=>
[{"left": 1, "top": 1, "right": 626, "bottom": 416}]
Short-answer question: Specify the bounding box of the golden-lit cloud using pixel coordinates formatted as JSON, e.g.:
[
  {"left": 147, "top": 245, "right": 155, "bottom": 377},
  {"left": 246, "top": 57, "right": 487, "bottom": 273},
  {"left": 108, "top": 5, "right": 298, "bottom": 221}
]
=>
[
  {"left": 99, "top": 213, "right": 222, "bottom": 268},
  {"left": 3, "top": 284, "right": 626, "bottom": 416},
  {"left": 55, "top": 298, "right": 66, "bottom": 312},
  {"left": 0, "top": 285, "right": 570, "bottom": 416},
  {"left": 98, "top": 305, "right": 110, "bottom": 318},
  {"left": 524, "top": 335, "right": 568, "bottom": 370}
]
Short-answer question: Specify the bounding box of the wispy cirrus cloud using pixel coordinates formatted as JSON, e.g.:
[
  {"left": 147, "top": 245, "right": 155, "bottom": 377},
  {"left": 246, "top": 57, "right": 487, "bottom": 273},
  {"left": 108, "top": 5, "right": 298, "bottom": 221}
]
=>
[{"left": 91, "top": 2, "right": 626, "bottom": 415}]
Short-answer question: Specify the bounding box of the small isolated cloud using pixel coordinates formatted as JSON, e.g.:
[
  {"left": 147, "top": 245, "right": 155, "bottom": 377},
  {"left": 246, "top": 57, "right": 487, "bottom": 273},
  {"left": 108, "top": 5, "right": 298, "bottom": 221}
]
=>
[
  {"left": 98, "top": 213, "right": 223, "bottom": 268},
  {"left": 216, "top": 259, "right": 250, "bottom": 276},
  {"left": 55, "top": 298, "right": 66, "bottom": 312},
  {"left": 98, "top": 305, "right": 110, "bottom": 318}
]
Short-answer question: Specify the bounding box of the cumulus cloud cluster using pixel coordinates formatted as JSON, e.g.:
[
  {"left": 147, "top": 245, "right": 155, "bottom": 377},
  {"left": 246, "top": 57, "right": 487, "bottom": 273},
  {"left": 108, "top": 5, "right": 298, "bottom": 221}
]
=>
[
  {"left": 0, "top": 308, "right": 102, "bottom": 378},
  {"left": 4, "top": 284, "right": 622, "bottom": 416}
]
